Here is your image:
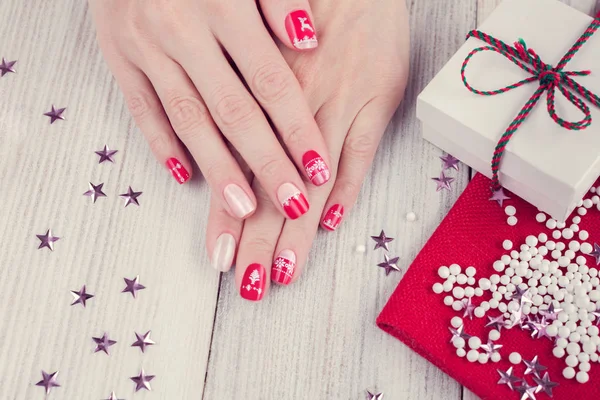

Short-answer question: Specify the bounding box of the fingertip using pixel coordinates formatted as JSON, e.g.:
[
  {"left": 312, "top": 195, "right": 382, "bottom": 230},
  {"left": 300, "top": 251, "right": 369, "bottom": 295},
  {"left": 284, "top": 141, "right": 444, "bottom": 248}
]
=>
[
  {"left": 223, "top": 183, "right": 257, "bottom": 220},
  {"left": 284, "top": 10, "right": 318, "bottom": 51},
  {"left": 166, "top": 157, "right": 192, "bottom": 184},
  {"left": 271, "top": 249, "right": 296, "bottom": 285},
  {"left": 320, "top": 203, "right": 345, "bottom": 231}
]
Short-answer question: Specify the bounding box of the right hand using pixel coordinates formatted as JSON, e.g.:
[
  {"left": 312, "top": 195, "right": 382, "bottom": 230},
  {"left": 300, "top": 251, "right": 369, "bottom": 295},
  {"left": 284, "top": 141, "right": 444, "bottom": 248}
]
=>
[{"left": 89, "top": 0, "right": 332, "bottom": 220}]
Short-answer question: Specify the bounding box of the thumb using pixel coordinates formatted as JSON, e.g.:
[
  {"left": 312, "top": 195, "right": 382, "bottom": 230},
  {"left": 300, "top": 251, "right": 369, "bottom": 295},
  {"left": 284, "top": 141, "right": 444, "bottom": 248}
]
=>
[{"left": 259, "top": 0, "right": 319, "bottom": 51}]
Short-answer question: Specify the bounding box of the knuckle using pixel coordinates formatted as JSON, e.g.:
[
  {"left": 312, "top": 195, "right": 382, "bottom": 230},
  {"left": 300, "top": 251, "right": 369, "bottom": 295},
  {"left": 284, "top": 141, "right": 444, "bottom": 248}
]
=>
[
  {"left": 251, "top": 62, "right": 293, "bottom": 104},
  {"left": 258, "top": 157, "right": 286, "bottom": 181},
  {"left": 146, "top": 132, "right": 170, "bottom": 155},
  {"left": 212, "top": 88, "right": 259, "bottom": 132},
  {"left": 199, "top": 160, "right": 222, "bottom": 184},
  {"left": 127, "top": 92, "right": 156, "bottom": 121},
  {"left": 344, "top": 132, "right": 378, "bottom": 161},
  {"left": 166, "top": 95, "right": 209, "bottom": 139},
  {"left": 283, "top": 119, "right": 310, "bottom": 148},
  {"left": 336, "top": 177, "right": 362, "bottom": 200}
]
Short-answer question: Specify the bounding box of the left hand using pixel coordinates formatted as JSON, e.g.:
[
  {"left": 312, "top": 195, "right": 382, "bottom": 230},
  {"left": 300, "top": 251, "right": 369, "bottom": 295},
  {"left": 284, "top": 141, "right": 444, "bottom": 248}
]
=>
[{"left": 206, "top": 0, "right": 410, "bottom": 300}]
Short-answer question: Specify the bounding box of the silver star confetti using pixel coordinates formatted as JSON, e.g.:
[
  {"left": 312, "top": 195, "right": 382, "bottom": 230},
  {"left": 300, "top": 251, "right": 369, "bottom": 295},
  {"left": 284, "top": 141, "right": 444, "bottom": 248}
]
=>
[
  {"left": 36, "top": 229, "right": 60, "bottom": 251},
  {"left": 70, "top": 285, "right": 94, "bottom": 307},
  {"left": 511, "top": 286, "right": 532, "bottom": 305},
  {"left": 377, "top": 254, "right": 400, "bottom": 276},
  {"left": 43, "top": 105, "right": 66, "bottom": 124},
  {"left": 0, "top": 58, "right": 16, "bottom": 77},
  {"left": 480, "top": 339, "right": 503, "bottom": 355},
  {"left": 449, "top": 324, "right": 471, "bottom": 342},
  {"left": 119, "top": 186, "right": 142, "bottom": 207},
  {"left": 539, "top": 304, "right": 562, "bottom": 321},
  {"left": 485, "top": 315, "right": 506, "bottom": 332},
  {"left": 516, "top": 382, "right": 537, "bottom": 400},
  {"left": 461, "top": 297, "right": 476, "bottom": 320},
  {"left": 103, "top": 392, "right": 124, "bottom": 400},
  {"left": 507, "top": 307, "right": 524, "bottom": 329},
  {"left": 35, "top": 370, "right": 60, "bottom": 394},
  {"left": 523, "top": 355, "right": 547, "bottom": 378},
  {"left": 590, "top": 243, "right": 600, "bottom": 265},
  {"left": 366, "top": 390, "right": 384, "bottom": 400},
  {"left": 370, "top": 230, "right": 394, "bottom": 251},
  {"left": 95, "top": 145, "right": 118, "bottom": 164},
  {"left": 130, "top": 369, "right": 155, "bottom": 392},
  {"left": 122, "top": 275, "right": 146, "bottom": 298},
  {"left": 93, "top": 332, "right": 117, "bottom": 355},
  {"left": 440, "top": 154, "right": 460, "bottom": 171},
  {"left": 591, "top": 306, "right": 600, "bottom": 326},
  {"left": 489, "top": 188, "right": 511, "bottom": 207},
  {"left": 530, "top": 317, "right": 551, "bottom": 340},
  {"left": 497, "top": 367, "right": 521, "bottom": 391},
  {"left": 432, "top": 171, "right": 454, "bottom": 192},
  {"left": 533, "top": 372, "right": 558, "bottom": 397},
  {"left": 131, "top": 330, "right": 155, "bottom": 353},
  {"left": 83, "top": 182, "right": 107, "bottom": 203}
]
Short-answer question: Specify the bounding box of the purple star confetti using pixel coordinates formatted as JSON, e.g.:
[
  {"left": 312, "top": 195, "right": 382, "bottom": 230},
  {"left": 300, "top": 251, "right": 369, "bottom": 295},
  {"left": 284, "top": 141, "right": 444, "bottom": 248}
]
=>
[
  {"left": 36, "top": 229, "right": 60, "bottom": 251},
  {"left": 43, "top": 105, "right": 66, "bottom": 124},
  {"left": 515, "top": 382, "right": 537, "bottom": 400},
  {"left": 440, "top": 154, "right": 460, "bottom": 171},
  {"left": 532, "top": 372, "right": 559, "bottom": 397},
  {"left": 370, "top": 230, "right": 394, "bottom": 251},
  {"left": 461, "top": 297, "right": 476, "bottom": 320},
  {"left": 92, "top": 332, "right": 117, "bottom": 355},
  {"left": 480, "top": 339, "right": 502, "bottom": 355},
  {"left": 131, "top": 330, "right": 155, "bottom": 353},
  {"left": 539, "top": 303, "right": 562, "bottom": 321},
  {"left": 366, "top": 390, "right": 384, "bottom": 400},
  {"left": 130, "top": 369, "right": 155, "bottom": 392},
  {"left": 70, "top": 285, "right": 94, "bottom": 307},
  {"left": 523, "top": 355, "right": 547, "bottom": 378},
  {"left": 35, "top": 370, "right": 60, "bottom": 394},
  {"left": 377, "top": 254, "right": 400, "bottom": 276},
  {"left": 83, "top": 182, "right": 107, "bottom": 203},
  {"left": 497, "top": 367, "right": 521, "bottom": 391},
  {"left": 432, "top": 171, "right": 454, "bottom": 192},
  {"left": 590, "top": 243, "right": 600, "bottom": 265},
  {"left": 489, "top": 188, "right": 511, "bottom": 207},
  {"left": 103, "top": 392, "right": 124, "bottom": 400},
  {"left": 0, "top": 58, "right": 16, "bottom": 77},
  {"left": 95, "top": 145, "right": 118, "bottom": 164},
  {"left": 122, "top": 275, "right": 146, "bottom": 298},
  {"left": 485, "top": 315, "right": 506, "bottom": 332},
  {"left": 119, "top": 186, "right": 142, "bottom": 207},
  {"left": 448, "top": 324, "right": 471, "bottom": 342}
]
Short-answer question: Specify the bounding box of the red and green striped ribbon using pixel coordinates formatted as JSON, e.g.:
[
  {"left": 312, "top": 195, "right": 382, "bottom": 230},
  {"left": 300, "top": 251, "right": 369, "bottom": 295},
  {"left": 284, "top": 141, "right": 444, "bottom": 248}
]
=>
[{"left": 461, "top": 11, "right": 600, "bottom": 192}]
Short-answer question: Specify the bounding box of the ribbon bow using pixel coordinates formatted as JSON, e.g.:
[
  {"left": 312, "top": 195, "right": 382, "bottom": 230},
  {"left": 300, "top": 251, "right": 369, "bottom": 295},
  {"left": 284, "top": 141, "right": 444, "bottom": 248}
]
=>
[{"left": 461, "top": 11, "right": 600, "bottom": 194}]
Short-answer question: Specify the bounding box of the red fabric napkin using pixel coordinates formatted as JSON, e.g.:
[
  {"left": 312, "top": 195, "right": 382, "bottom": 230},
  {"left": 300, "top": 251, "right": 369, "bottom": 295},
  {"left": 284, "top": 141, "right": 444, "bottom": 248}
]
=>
[{"left": 377, "top": 173, "right": 600, "bottom": 400}]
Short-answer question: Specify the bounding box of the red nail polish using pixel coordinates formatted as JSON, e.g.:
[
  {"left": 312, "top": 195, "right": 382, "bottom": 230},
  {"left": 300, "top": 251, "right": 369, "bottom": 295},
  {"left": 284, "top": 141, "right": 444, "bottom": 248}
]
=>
[
  {"left": 240, "top": 263, "right": 266, "bottom": 301},
  {"left": 272, "top": 250, "right": 296, "bottom": 285},
  {"left": 278, "top": 183, "right": 310, "bottom": 220},
  {"left": 285, "top": 10, "right": 318, "bottom": 50},
  {"left": 166, "top": 158, "right": 190, "bottom": 184},
  {"left": 322, "top": 204, "right": 344, "bottom": 231},
  {"left": 303, "top": 150, "right": 330, "bottom": 186}
]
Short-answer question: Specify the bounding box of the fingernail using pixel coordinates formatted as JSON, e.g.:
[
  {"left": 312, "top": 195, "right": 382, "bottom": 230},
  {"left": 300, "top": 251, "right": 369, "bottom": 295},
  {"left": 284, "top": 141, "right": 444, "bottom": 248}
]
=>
[
  {"left": 166, "top": 158, "right": 190, "bottom": 184},
  {"left": 322, "top": 204, "right": 344, "bottom": 231},
  {"left": 223, "top": 184, "right": 255, "bottom": 219},
  {"left": 240, "top": 263, "right": 266, "bottom": 301},
  {"left": 285, "top": 10, "right": 318, "bottom": 50},
  {"left": 272, "top": 250, "right": 296, "bottom": 285},
  {"left": 303, "top": 150, "right": 330, "bottom": 186},
  {"left": 277, "top": 183, "right": 309, "bottom": 220},
  {"left": 211, "top": 233, "right": 236, "bottom": 272}
]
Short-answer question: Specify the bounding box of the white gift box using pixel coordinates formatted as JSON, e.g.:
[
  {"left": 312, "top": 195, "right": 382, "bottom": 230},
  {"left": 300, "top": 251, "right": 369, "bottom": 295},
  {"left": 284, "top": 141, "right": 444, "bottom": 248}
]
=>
[{"left": 417, "top": 0, "right": 600, "bottom": 222}]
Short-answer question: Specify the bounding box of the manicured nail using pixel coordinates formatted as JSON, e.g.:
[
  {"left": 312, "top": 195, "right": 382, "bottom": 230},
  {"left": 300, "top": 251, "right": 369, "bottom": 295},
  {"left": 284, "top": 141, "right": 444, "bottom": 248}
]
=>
[
  {"left": 322, "top": 204, "right": 344, "bottom": 231},
  {"left": 303, "top": 150, "right": 330, "bottom": 186},
  {"left": 240, "top": 263, "right": 266, "bottom": 301},
  {"left": 285, "top": 10, "right": 318, "bottom": 50},
  {"left": 166, "top": 158, "right": 190, "bottom": 184},
  {"left": 211, "top": 233, "right": 236, "bottom": 272},
  {"left": 223, "top": 184, "right": 255, "bottom": 219},
  {"left": 277, "top": 183, "right": 309, "bottom": 220},
  {"left": 272, "top": 250, "right": 296, "bottom": 285}
]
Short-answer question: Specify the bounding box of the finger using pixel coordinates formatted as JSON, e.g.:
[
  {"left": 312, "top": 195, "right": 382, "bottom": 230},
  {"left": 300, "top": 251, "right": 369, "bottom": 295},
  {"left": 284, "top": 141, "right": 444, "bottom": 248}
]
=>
[
  {"left": 235, "top": 183, "right": 285, "bottom": 301},
  {"left": 206, "top": 192, "right": 244, "bottom": 272},
  {"left": 168, "top": 36, "right": 311, "bottom": 220},
  {"left": 139, "top": 52, "right": 257, "bottom": 220},
  {"left": 321, "top": 98, "right": 394, "bottom": 231},
  {"left": 212, "top": 5, "right": 332, "bottom": 188},
  {"left": 259, "top": 0, "right": 319, "bottom": 51}
]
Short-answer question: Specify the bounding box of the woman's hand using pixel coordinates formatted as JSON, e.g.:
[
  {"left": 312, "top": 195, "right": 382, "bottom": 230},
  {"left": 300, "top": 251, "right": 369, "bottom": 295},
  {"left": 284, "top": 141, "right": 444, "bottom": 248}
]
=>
[
  {"left": 89, "top": 0, "right": 332, "bottom": 221},
  {"left": 206, "top": 0, "right": 410, "bottom": 300}
]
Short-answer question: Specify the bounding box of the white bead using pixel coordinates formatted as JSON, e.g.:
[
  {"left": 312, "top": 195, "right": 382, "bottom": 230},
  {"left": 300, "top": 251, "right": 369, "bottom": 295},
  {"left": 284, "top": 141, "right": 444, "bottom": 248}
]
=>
[
  {"left": 443, "top": 295, "right": 453, "bottom": 305},
  {"left": 583, "top": 341, "right": 597, "bottom": 354},
  {"left": 571, "top": 224, "right": 580, "bottom": 232},
  {"left": 456, "top": 348, "right": 466, "bottom": 357},
  {"left": 546, "top": 219, "right": 557, "bottom": 229},
  {"left": 580, "top": 362, "right": 591, "bottom": 372},
  {"left": 451, "top": 316, "right": 463, "bottom": 328},
  {"left": 468, "top": 336, "right": 481, "bottom": 350},
  {"left": 566, "top": 342, "right": 581, "bottom": 355},
  {"left": 490, "top": 275, "right": 500, "bottom": 284},
  {"left": 509, "top": 352, "right": 521, "bottom": 364},
  {"left": 406, "top": 212, "right": 417, "bottom": 221},
  {"left": 491, "top": 352, "right": 501, "bottom": 363},
  {"left": 457, "top": 274, "right": 468, "bottom": 285},
  {"left": 489, "top": 329, "right": 500, "bottom": 341},
  {"left": 479, "top": 278, "right": 491, "bottom": 290},
  {"left": 465, "top": 266, "right": 476, "bottom": 277},
  {"left": 449, "top": 264, "right": 461, "bottom": 275},
  {"left": 356, "top": 245, "right": 366, "bottom": 253},
  {"left": 536, "top": 213, "right": 547, "bottom": 223},
  {"left": 443, "top": 281, "right": 453, "bottom": 292},
  {"left": 493, "top": 261, "right": 505, "bottom": 272},
  {"left": 505, "top": 206, "right": 516, "bottom": 216},
  {"left": 507, "top": 216, "right": 518, "bottom": 226},
  {"left": 452, "top": 301, "right": 463, "bottom": 311},
  {"left": 578, "top": 353, "right": 590, "bottom": 363},
  {"left": 474, "top": 307, "right": 485, "bottom": 318},
  {"left": 553, "top": 230, "right": 562, "bottom": 240},
  {"left": 558, "top": 257, "right": 570, "bottom": 267},
  {"left": 453, "top": 337, "right": 466, "bottom": 349},
  {"left": 511, "top": 250, "right": 519, "bottom": 259},
  {"left": 578, "top": 207, "right": 587, "bottom": 216},
  {"left": 566, "top": 354, "right": 579, "bottom": 367},
  {"left": 501, "top": 255, "right": 512, "bottom": 265},
  {"left": 432, "top": 283, "right": 444, "bottom": 294},
  {"left": 559, "top": 326, "right": 571, "bottom": 338},
  {"left": 478, "top": 353, "right": 489, "bottom": 364},
  {"left": 525, "top": 235, "right": 538, "bottom": 247},
  {"left": 546, "top": 240, "right": 556, "bottom": 250},
  {"left": 579, "top": 230, "right": 590, "bottom": 241},
  {"left": 581, "top": 243, "right": 593, "bottom": 254},
  {"left": 538, "top": 233, "right": 548, "bottom": 243},
  {"left": 557, "top": 338, "right": 569, "bottom": 348},
  {"left": 547, "top": 324, "right": 558, "bottom": 337},
  {"left": 583, "top": 199, "right": 593, "bottom": 208},
  {"left": 520, "top": 252, "right": 532, "bottom": 262},
  {"left": 569, "top": 241, "right": 581, "bottom": 252},
  {"left": 576, "top": 371, "right": 589, "bottom": 384},
  {"left": 467, "top": 350, "right": 479, "bottom": 362},
  {"left": 465, "top": 287, "right": 475, "bottom": 298},
  {"left": 557, "top": 221, "right": 566, "bottom": 229},
  {"left": 438, "top": 266, "right": 450, "bottom": 279},
  {"left": 563, "top": 367, "right": 576, "bottom": 379},
  {"left": 474, "top": 288, "right": 484, "bottom": 297},
  {"left": 553, "top": 346, "right": 565, "bottom": 358},
  {"left": 573, "top": 216, "right": 582, "bottom": 223},
  {"left": 481, "top": 301, "right": 490, "bottom": 311},
  {"left": 562, "top": 229, "right": 574, "bottom": 240},
  {"left": 447, "top": 275, "right": 457, "bottom": 284},
  {"left": 467, "top": 277, "right": 476, "bottom": 286}
]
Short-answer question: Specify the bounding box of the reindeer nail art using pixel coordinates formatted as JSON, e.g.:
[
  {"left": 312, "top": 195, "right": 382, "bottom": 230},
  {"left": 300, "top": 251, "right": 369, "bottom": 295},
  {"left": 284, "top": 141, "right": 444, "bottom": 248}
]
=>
[
  {"left": 285, "top": 10, "right": 318, "bottom": 50},
  {"left": 241, "top": 263, "right": 266, "bottom": 301}
]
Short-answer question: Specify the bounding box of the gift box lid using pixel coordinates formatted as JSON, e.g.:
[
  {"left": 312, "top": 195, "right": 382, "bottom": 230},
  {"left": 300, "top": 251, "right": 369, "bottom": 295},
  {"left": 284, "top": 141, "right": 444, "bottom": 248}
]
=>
[{"left": 417, "top": 0, "right": 600, "bottom": 221}]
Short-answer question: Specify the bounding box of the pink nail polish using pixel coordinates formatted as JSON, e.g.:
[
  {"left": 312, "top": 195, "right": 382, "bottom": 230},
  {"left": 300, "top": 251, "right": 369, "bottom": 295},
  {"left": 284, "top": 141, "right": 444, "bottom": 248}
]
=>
[
  {"left": 303, "top": 150, "right": 330, "bottom": 186},
  {"left": 272, "top": 250, "right": 296, "bottom": 285},
  {"left": 223, "top": 184, "right": 255, "bottom": 219},
  {"left": 285, "top": 10, "right": 318, "bottom": 50},
  {"left": 240, "top": 263, "right": 266, "bottom": 301},
  {"left": 166, "top": 158, "right": 190, "bottom": 184},
  {"left": 322, "top": 204, "right": 344, "bottom": 231},
  {"left": 277, "top": 183, "right": 309, "bottom": 220}
]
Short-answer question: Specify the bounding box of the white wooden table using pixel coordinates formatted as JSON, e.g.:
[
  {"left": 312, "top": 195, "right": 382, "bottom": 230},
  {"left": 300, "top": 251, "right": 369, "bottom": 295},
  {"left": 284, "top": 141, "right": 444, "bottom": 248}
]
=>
[{"left": 0, "top": 0, "right": 597, "bottom": 399}]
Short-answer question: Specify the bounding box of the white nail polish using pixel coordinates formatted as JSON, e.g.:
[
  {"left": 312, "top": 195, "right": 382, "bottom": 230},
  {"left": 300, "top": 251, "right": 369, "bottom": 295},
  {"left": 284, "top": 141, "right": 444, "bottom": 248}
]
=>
[
  {"left": 212, "top": 233, "right": 236, "bottom": 272},
  {"left": 224, "top": 184, "right": 255, "bottom": 219}
]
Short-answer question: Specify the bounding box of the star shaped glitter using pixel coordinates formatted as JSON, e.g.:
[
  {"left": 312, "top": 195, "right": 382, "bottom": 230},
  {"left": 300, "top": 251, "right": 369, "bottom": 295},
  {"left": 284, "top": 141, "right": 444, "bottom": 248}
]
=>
[
  {"left": 461, "top": 297, "right": 476, "bottom": 320},
  {"left": 432, "top": 171, "right": 454, "bottom": 192},
  {"left": 131, "top": 330, "right": 155, "bottom": 353},
  {"left": 440, "top": 154, "right": 460, "bottom": 171},
  {"left": 0, "top": 58, "right": 16, "bottom": 77},
  {"left": 103, "top": 392, "right": 124, "bottom": 400},
  {"left": 36, "top": 229, "right": 60, "bottom": 251},
  {"left": 590, "top": 243, "right": 600, "bottom": 265},
  {"left": 516, "top": 382, "right": 537, "bottom": 400},
  {"left": 524, "top": 355, "right": 547, "bottom": 378},
  {"left": 122, "top": 275, "right": 146, "bottom": 298},
  {"left": 377, "top": 254, "right": 400, "bottom": 276},
  {"left": 530, "top": 317, "right": 552, "bottom": 340},
  {"left": 485, "top": 315, "right": 506, "bottom": 332},
  {"left": 119, "top": 186, "right": 142, "bottom": 207},
  {"left": 83, "top": 182, "right": 107, "bottom": 203},
  {"left": 497, "top": 367, "right": 521, "bottom": 391},
  {"left": 591, "top": 306, "right": 600, "bottom": 326},
  {"left": 130, "top": 369, "right": 155, "bottom": 392},
  {"left": 489, "top": 188, "right": 511, "bottom": 207},
  {"left": 370, "top": 230, "right": 394, "bottom": 251},
  {"left": 35, "top": 370, "right": 60, "bottom": 394},
  {"left": 480, "top": 339, "right": 503, "bottom": 355},
  {"left": 366, "top": 390, "right": 384, "bottom": 400},
  {"left": 95, "top": 145, "right": 118, "bottom": 164},
  {"left": 43, "top": 105, "right": 66, "bottom": 124},
  {"left": 507, "top": 308, "right": 525, "bottom": 329},
  {"left": 511, "top": 286, "right": 532, "bottom": 305},
  {"left": 449, "top": 324, "right": 471, "bottom": 342},
  {"left": 533, "top": 372, "right": 558, "bottom": 397},
  {"left": 70, "top": 285, "right": 94, "bottom": 307},
  {"left": 92, "top": 332, "right": 117, "bottom": 355},
  {"left": 539, "top": 303, "right": 562, "bottom": 321}
]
